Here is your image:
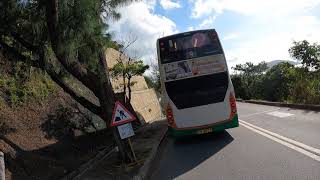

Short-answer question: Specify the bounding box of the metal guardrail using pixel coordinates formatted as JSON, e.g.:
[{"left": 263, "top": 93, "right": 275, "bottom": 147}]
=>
[{"left": 238, "top": 99, "right": 320, "bottom": 111}]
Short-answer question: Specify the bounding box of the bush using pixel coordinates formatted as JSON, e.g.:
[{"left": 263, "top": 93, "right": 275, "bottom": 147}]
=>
[
  {"left": 232, "top": 62, "right": 320, "bottom": 104},
  {"left": 0, "top": 61, "right": 57, "bottom": 107},
  {"left": 289, "top": 78, "right": 320, "bottom": 104},
  {"left": 41, "top": 105, "right": 99, "bottom": 140}
]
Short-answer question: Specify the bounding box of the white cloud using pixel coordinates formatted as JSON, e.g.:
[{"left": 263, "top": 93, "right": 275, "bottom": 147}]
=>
[
  {"left": 160, "top": 0, "right": 182, "bottom": 9},
  {"left": 187, "top": 26, "right": 195, "bottom": 31},
  {"left": 225, "top": 15, "right": 320, "bottom": 69},
  {"left": 199, "top": 15, "right": 217, "bottom": 28},
  {"left": 190, "top": 0, "right": 320, "bottom": 19},
  {"left": 223, "top": 33, "right": 239, "bottom": 40},
  {"left": 108, "top": 1, "right": 178, "bottom": 63},
  {"left": 188, "top": 0, "right": 320, "bottom": 68}
]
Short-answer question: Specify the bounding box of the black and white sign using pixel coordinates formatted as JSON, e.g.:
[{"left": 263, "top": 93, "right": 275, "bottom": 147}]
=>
[{"left": 117, "top": 123, "right": 135, "bottom": 139}]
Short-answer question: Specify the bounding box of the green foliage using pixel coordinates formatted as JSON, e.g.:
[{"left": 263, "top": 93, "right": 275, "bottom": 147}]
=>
[
  {"left": 111, "top": 59, "right": 149, "bottom": 102},
  {"left": 233, "top": 61, "right": 268, "bottom": 76},
  {"left": 232, "top": 61, "right": 320, "bottom": 104},
  {"left": 0, "top": 62, "right": 56, "bottom": 107},
  {"left": 288, "top": 71, "right": 320, "bottom": 104},
  {"left": 289, "top": 40, "right": 320, "bottom": 70},
  {"left": 148, "top": 62, "right": 161, "bottom": 93},
  {"left": 144, "top": 76, "right": 154, "bottom": 88},
  {"left": 0, "top": 0, "right": 139, "bottom": 120},
  {"left": 232, "top": 41, "right": 320, "bottom": 104},
  {"left": 262, "top": 62, "right": 294, "bottom": 101},
  {"left": 111, "top": 60, "right": 149, "bottom": 79},
  {"left": 232, "top": 61, "right": 268, "bottom": 100}
]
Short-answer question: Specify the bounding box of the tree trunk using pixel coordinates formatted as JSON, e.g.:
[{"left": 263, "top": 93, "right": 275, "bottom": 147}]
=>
[
  {"left": 127, "top": 76, "right": 132, "bottom": 103},
  {"left": 97, "top": 48, "right": 132, "bottom": 162},
  {"left": 123, "top": 73, "right": 126, "bottom": 103}
]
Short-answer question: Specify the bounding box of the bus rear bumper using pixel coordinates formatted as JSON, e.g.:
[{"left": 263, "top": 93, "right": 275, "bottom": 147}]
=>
[{"left": 168, "top": 114, "right": 239, "bottom": 137}]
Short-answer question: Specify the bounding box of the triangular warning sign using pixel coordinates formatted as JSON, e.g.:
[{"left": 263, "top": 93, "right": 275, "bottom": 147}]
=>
[{"left": 110, "top": 101, "right": 136, "bottom": 127}]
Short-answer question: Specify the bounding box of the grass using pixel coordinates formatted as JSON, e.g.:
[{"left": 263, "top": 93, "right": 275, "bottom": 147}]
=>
[{"left": 0, "top": 68, "right": 57, "bottom": 107}]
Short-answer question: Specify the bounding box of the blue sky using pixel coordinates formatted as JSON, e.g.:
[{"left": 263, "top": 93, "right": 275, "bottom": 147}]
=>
[{"left": 109, "top": 0, "right": 320, "bottom": 68}]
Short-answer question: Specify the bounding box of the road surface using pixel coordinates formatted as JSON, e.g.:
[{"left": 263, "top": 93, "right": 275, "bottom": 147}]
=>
[{"left": 151, "top": 102, "right": 320, "bottom": 180}]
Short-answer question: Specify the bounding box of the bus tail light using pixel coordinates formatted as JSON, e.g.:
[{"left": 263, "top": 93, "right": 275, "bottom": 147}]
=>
[
  {"left": 229, "top": 93, "right": 237, "bottom": 119},
  {"left": 166, "top": 104, "right": 176, "bottom": 127}
]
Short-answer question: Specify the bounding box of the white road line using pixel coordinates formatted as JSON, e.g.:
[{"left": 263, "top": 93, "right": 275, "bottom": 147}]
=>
[
  {"left": 239, "top": 108, "right": 280, "bottom": 118},
  {"left": 266, "top": 111, "right": 294, "bottom": 118},
  {"left": 240, "top": 122, "right": 320, "bottom": 162},
  {"left": 240, "top": 120, "right": 320, "bottom": 156}
]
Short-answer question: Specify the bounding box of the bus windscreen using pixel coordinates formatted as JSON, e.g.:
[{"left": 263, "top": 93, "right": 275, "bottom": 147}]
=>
[{"left": 159, "top": 30, "right": 223, "bottom": 64}]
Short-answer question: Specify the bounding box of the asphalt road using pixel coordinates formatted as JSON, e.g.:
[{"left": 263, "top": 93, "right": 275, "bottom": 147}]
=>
[{"left": 151, "top": 102, "right": 320, "bottom": 180}]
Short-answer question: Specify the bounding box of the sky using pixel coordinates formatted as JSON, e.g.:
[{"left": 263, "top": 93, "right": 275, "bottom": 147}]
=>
[{"left": 108, "top": 0, "right": 320, "bottom": 68}]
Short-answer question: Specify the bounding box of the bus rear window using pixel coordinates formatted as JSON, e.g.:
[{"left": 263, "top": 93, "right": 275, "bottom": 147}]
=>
[{"left": 159, "top": 31, "right": 223, "bottom": 64}]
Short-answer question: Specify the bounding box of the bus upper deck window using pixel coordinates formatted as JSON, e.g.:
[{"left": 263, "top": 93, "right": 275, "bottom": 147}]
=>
[{"left": 192, "top": 33, "right": 206, "bottom": 48}]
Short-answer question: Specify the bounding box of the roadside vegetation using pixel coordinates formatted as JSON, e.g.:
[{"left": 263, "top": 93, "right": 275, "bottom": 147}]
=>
[
  {"left": 232, "top": 40, "right": 320, "bottom": 104},
  {"left": 0, "top": 55, "right": 56, "bottom": 107},
  {"left": 0, "top": 0, "right": 150, "bottom": 179}
]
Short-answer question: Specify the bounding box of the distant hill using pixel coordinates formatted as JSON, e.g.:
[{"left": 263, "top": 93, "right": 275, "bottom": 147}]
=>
[{"left": 267, "top": 60, "right": 299, "bottom": 68}]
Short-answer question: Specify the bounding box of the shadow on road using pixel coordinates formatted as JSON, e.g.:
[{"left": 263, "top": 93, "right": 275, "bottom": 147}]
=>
[{"left": 152, "top": 130, "right": 234, "bottom": 180}]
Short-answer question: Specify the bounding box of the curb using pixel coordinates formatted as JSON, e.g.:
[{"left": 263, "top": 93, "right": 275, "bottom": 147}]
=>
[
  {"left": 132, "top": 125, "right": 168, "bottom": 180},
  {"left": 238, "top": 99, "right": 320, "bottom": 111}
]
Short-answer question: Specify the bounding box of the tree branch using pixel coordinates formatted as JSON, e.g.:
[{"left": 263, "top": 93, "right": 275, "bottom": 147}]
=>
[
  {"left": 0, "top": 39, "right": 40, "bottom": 68},
  {"left": 0, "top": 40, "right": 101, "bottom": 115},
  {"left": 44, "top": 0, "right": 100, "bottom": 95},
  {"left": 38, "top": 47, "right": 102, "bottom": 115},
  {"left": 45, "top": 68, "right": 101, "bottom": 115},
  {"left": 10, "top": 31, "right": 38, "bottom": 52}
]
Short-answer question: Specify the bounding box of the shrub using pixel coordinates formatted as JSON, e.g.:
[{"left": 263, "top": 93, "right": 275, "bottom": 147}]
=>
[{"left": 0, "top": 62, "right": 57, "bottom": 107}]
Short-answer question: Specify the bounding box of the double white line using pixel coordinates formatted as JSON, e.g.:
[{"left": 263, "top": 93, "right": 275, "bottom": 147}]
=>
[{"left": 239, "top": 120, "right": 320, "bottom": 162}]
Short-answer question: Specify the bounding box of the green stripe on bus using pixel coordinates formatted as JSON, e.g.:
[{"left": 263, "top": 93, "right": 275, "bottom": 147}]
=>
[{"left": 168, "top": 114, "right": 239, "bottom": 137}]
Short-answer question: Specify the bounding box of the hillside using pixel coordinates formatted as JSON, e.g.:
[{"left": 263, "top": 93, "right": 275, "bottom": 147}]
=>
[
  {"left": 267, "top": 60, "right": 299, "bottom": 68},
  {"left": 0, "top": 52, "right": 112, "bottom": 180}
]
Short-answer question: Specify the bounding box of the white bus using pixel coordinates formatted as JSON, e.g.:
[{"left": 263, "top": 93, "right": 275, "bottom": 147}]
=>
[{"left": 156, "top": 29, "right": 238, "bottom": 137}]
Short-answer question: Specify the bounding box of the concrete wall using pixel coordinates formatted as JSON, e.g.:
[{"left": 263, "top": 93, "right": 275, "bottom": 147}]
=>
[
  {"left": 130, "top": 89, "right": 164, "bottom": 123},
  {"left": 105, "top": 48, "right": 163, "bottom": 122}
]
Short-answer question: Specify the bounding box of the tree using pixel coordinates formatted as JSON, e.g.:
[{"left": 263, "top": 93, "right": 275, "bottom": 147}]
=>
[
  {"left": 111, "top": 59, "right": 149, "bottom": 103},
  {"left": 289, "top": 40, "right": 320, "bottom": 70},
  {"left": 232, "top": 61, "right": 268, "bottom": 99},
  {"left": 262, "top": 62, "right": 294, "bottom": 101},
  {"left": 110, "top": 34, "right": 149, "bottom": 103},
  {"left": 233, "top": 61, "right": 268, "bottom": 76},
  {"left": 149, "top": 60, "right": 161, "bottom": 93},
  {"left": 0, "top": 0, "right": 139, "bottom": 161},
  {"left": 144, "top": 58, "right": 161, "bottom": 93}
]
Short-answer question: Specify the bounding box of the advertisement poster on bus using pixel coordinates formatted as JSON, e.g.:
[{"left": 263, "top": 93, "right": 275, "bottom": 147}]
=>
[
  {"left": 164, "top": 61, "right": 192, "bottom": 80},
  {"left": 164, "top": 58, "right": 226, "bottom": 81},
  {"left": 191, "top": 59, "right": 226, "bottom": 76}
]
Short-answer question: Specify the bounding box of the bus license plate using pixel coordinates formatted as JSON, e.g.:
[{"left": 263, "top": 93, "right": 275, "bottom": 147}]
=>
[{"left": 197, "top": 128, "right": 213, "bottom": 134}]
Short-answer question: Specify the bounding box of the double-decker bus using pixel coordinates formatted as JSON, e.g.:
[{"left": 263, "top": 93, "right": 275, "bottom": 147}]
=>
[{"left": 156, "top": 29, "right": 238, "bottom": 137}]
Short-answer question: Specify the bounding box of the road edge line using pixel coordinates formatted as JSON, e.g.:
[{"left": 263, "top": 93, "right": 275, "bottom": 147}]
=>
[
  {"left": 240, "top": 120, "right": 320, "bottom": 156},
  {"left": 240, "top": 122, "right": 320, "bottom": 162}
]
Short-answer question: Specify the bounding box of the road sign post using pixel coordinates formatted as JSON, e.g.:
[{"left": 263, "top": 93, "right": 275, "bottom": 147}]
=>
[
  {"left": 111, "top": 101, "right": 137, "bottom": 163},
  {"left": 117, "top": 123, "right": 135, "bottom": 139},
  {"left": 110, "top": 101, "right": 136, "bottom": 127}
]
